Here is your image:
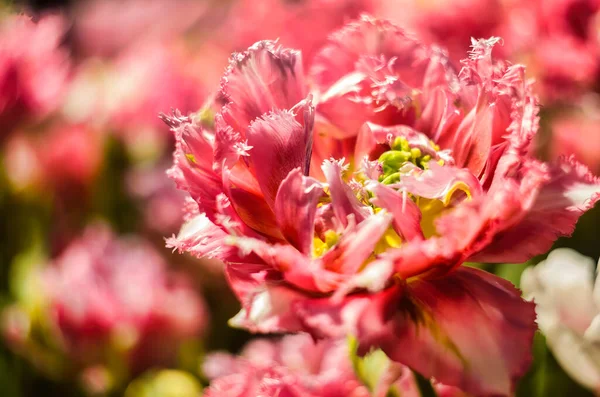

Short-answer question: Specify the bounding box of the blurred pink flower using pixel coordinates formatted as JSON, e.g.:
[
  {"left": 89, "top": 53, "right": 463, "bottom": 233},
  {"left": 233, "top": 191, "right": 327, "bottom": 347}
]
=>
[
  {"left": 218, "top": 0, "right": 374, "bottom": 65},
  {"left": 377, "top": 0, "right": 600, "bottom": 101},
  {"left": 63, "top": 42, "right": 205, "bottom": 159},
  {"left": 41, "top": 123, "right": 103, "bottom": 190},
  {"left": 0, "top": 14, "right": 70, "bottom": 137},
  {"left": 203, "top": 334, "right": 370, "bottom": 397},
  {"left": 43, "top": 225, "right": 208, "bottom": 373},
  {"left": 167, "top": 16, "right": 600, "bottom": 395},
  {"left": 126, "top": 163, "right": 187, "bottom": 235},
  {"left": 203, "top": 333, "right": 465, "bottom": 397},
  {"left": 3, "top": 123, "right": 102, "bottom": 193},
  {"left": 499, "top": 0, "right": 600, "bottom": 100},
  {"left": 549, "top": 96, "right": 600, "bottom": 174},
  {"left": 71, "top": 0, "right": 226, "bottom": 58},
  {"left": 375, "top": 0, "right": 505, "bottom": 65}
]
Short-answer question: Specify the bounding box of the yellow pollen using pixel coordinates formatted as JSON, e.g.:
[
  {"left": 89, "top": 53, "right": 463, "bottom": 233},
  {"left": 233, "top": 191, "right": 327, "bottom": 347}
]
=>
[{"left": 312, "top": 230, "right": 339, "bottom": 258}]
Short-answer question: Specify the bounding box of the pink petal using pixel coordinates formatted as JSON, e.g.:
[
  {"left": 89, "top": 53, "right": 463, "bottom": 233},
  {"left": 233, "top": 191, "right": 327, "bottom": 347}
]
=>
[
  {"left": 203, "top": 366, "right": 306, "bottom": 397},
  {"left": 165, "top": 112, "right": 223, "bottom": 218},
  {"left": 274, "top": 168, "right": 324, "bottom": 255},
  {"left": 228, "top": 236, "right": 343, "bottom": 293},
  {"left": 383, "top": 234, "right": 462, "bottom": 279},
  {"left": 321, "top": 211, "right": 393, "bottom": 275},
  {"left": 368, "top": 182, "right": 424, "bottom": 241},
  {"left": 295, "top": 267, "right": 536, "bottom": 396},
  {"left": 472, "top": 156, "right": 600, "bottom": 263},
  {"left": 247, "top": 99, "right": 315, "bottom": 208},
  {"left": 166, "top": 213, "right": 235, "bottom": 262},
  {"left": 220, "top": 40, "right": 307, "bottom": 134},
  {"left": 228, "top": 285, "right": 306, "bottom": 334},
  {"left": 222, "top": 166, "right": 284, "bottom": 241},
  {"left": 226, "top": 260, "right": 306, "bottom": 333},
  {"left": 322, "top": 159, "right": 371, "bottom": 226},
  {"left": 310, "top": 132, "right": 357, "bottom": 179},
  {"left": 417, "top": 87, "right": 463, "bottom": 149},
  {"left": 395, "top": 161, "right": 482, "bottom": 203},
  {"left": 310, "top": 15, "right": 432, "bottom": 136},
  {"left": 450, "top": 93, "right": 494, "bottom": 176}
]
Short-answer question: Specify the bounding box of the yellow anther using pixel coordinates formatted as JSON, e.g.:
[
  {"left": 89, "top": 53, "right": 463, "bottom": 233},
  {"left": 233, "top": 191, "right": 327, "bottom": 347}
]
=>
[
  {"left": 410, "top": 148, "right": 422, "bottom": 159},
  {"left": 312, "top": 230, "right": 339, "bottom": 258},
  {"left": 324, "top": 230, "right": 338, "bottom": 247}
]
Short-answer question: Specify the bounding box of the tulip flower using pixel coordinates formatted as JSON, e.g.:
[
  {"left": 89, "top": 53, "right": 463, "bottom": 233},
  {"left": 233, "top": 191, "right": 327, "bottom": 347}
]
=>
[{"left": 167, "top": 16, "right": 600, "bottom": 395}]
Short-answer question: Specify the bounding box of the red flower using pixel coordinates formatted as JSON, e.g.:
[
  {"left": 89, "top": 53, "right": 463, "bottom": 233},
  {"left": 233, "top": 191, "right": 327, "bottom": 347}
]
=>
[{"left": 167, "top": 16, "right": 600, "bottom": 395}]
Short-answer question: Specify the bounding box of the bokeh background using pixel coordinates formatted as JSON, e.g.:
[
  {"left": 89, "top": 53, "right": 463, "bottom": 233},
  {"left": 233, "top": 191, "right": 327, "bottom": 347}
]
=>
[{"left": 1, "top": 0, "right": 599, "bottom": 395}]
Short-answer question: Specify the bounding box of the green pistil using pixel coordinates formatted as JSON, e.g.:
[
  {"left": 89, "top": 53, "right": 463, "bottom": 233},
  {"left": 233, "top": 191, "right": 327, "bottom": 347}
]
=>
[
  {"left": 379, "top": 150, "right": 411, "bottom": 176},
  {"left": 378, "top": 138, "right": 434, "bottom": 184},
  {"left": 380, "top": 172, "right": 401, "bottom": 185}
]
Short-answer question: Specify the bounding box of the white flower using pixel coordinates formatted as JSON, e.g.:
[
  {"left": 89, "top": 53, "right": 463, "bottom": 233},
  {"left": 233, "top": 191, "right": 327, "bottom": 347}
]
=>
[{"left": 521, "top": 248, "right": 600, "bottom": 391}]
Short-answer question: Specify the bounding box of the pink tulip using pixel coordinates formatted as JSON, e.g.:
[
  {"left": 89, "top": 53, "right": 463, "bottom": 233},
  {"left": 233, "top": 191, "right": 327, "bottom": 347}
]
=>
[
  {"left": 203, "top": 333, "right": 465, "bottom": 397},
  {"left": 548, "top": 96, "right": 600, "bottom": 174},
  {"left": 377, "top": 0, "right": 600, "bottom": 101},
  {"left": 70, "top": 0, "right": 223, "bottom": 58},
  {"left": 217, "top": 0, "right": 374, "bottom": 65},
  {"left": 3, "top": 123, "right": 102, "bottom": 193},
  {"left": 43, "top": 225, "right": 208, "bottom": 374},
  {"left": 203, "top": 334, "right": 370, "bottom": 397},
  {"left": 0, "top": 14, "right": 70, "bottom": 138},
  {"left": 166, "top": 16, "right": 600, "bottom": 396},
  {"left": 126, "top": 163, "right": 188, "bottom": 235}
]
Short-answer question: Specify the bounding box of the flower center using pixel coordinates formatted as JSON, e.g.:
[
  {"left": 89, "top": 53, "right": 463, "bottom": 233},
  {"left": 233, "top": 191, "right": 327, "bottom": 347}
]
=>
[
  {"left": 376, "top": 135, "right": 470, "bottom": 239},
  {"left": 378, "top": 136, "right": 441, "bottom": 184}
]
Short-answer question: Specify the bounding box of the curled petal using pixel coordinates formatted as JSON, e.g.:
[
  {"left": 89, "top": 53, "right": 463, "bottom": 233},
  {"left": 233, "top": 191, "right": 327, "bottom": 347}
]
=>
[
  {"left": 295, "top": 267, "right": 536, "bottom": 396},
  {"left": 322, "top": 159, "right": 371, "bottom": 226},
  {"left": 220, "top": 40, "right": 307, "bottom": 133},
  {"left": 167, "top": 117, "right": 223, "bottom": 218},
  {"left": 222, "top": 166, "right": 284, "bottom": 241},
  {"left": 166, "top": 213, "right": 235, "bottom": 262},
  {"left": 228, "top": 236, "right": 343, "bottom": 293},
  {"left": 472, "top": 156, "right": 600, "bottom": 263},
  {"left": 311, "top": 15, "right": 432, "bottom": 136},
  {"left": 321, "top": 211, "right": 393, "bottom": 275},
  {"left": 368, "top": 182, "right": 424, "bottom": 241},
  {"left": 226, "top": 260, "right": 306, "bottom": 333},
  {"left": 450, "top": 93, "right": 494, "bottom": 176},
  {"left": 395, "top": 161, "right": 482, "bottom": 204},
  {"left": 274, "top": 168, "right": 324, "bottom": 255},
  {"left": 228, "top": 284, "right": 306, "bottom": 334},
  {"left": 247, "top": 99, "right": 315, "bottom": 208},
  {"left": 384, "top": 234, "right": 462, "bottom": 279}
]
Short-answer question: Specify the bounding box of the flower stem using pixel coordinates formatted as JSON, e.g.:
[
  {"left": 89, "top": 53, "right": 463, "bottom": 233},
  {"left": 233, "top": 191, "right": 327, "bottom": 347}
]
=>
[{"left": 412, "top": 370, "right": 438, "bottom": 397}]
